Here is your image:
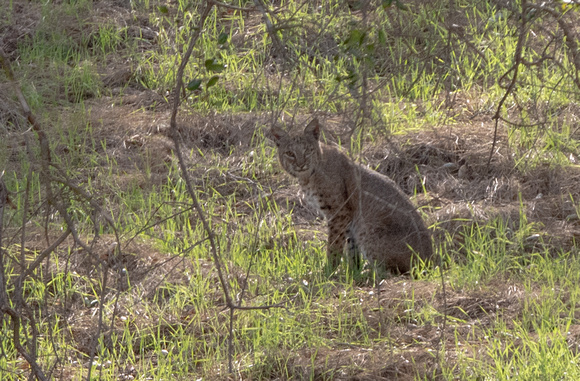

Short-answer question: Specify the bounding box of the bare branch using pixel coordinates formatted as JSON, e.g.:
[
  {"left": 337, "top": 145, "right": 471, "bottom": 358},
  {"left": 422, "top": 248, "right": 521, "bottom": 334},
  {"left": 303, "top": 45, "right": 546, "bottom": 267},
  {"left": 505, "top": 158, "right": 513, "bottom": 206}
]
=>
[
  {"left": 252, "top": 0, "right": 289, "bottom": 61},
  {"left": 167, "top": 1, "right": 293, "bottom": 373},
  {"left": 487, "top": 1, "right": 530, "bottom": 168},
  {"left": 168, "top": 0, "right": 235, "bottom": 308},
  {"left": 1, "top": 306, "right": 48, "bottom": 381},
  {"left": 0, "top": 48, "right": 51, "bottom": 381},
  {"left": 529, "top": 2, "right": 580, "bottom": 88}
]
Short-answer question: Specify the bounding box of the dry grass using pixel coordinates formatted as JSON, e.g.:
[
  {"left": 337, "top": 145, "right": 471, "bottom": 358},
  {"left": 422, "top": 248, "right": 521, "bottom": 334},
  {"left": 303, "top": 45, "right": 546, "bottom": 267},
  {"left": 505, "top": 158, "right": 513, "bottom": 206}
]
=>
[{"left": 2, "top": 0, "right": 580, "bottom": 379}]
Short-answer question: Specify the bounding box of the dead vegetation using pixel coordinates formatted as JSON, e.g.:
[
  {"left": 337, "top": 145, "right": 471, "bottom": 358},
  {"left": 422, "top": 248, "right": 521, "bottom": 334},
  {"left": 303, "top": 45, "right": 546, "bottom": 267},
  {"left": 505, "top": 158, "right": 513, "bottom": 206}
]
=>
[{"left": 2, "top": 0, "right": 580, "bottom": 379}]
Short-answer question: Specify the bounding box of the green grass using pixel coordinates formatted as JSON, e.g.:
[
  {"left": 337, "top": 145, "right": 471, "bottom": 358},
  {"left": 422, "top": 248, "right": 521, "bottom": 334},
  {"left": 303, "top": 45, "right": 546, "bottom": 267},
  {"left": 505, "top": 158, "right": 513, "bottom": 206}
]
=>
[{"left": 2, "top": 0, "right": 580, "bottom": 379}]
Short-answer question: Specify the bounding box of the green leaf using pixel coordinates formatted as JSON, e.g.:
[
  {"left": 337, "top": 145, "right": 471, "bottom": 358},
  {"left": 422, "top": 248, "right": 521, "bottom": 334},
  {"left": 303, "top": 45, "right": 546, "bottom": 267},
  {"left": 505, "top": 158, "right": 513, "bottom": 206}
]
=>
[
  {"left": 343, "top": 29, "right": 365, "bottom": 49},
  {"left": 382, "top": 0, "right": 393, "bottom": 8},
  {"left": 218, "top": 32, "right": 228, "bottom": 45},
  {"left": 358, "top": 31, "right": 367, "bottom": 46},
  {"left": 186, "top": 79, "right": 202, "bottom": 91},
  {"left": 158, "top": 5, "right": 169, "bottom": 13},
  {"left": 353, "top": 30, "right": 364, "bottom": 46},
  {"left": 204, "top": 58, "right": 226, "bottom": 73},
  {"left": 395, "top": 0, "right": 408, "bottom": 11},
  {"left": 204, "top": 58, "right": 216, "bottom": 69},
  {"left": 365, "top": 43, "right": 375, "bottom": 55},
  {"left": 206, "top": 76, "right": 219, "bottom": 88},
  {"left": 209, "top": 63, "right": 226, "bottom": 73}
]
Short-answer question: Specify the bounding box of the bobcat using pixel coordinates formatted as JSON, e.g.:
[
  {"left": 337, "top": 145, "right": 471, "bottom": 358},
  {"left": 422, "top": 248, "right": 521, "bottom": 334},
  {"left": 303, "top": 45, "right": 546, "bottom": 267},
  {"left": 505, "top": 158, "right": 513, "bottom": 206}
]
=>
[{"left": 271, "top": 118, "right": 432, "bottom": 274}]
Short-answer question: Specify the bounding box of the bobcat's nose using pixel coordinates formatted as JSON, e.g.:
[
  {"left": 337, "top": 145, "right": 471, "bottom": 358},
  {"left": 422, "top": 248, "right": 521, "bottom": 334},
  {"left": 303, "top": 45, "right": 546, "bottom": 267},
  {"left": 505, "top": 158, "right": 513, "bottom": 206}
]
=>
[{"left": 296, "top": 162, "right": 308, "bottom": 171}]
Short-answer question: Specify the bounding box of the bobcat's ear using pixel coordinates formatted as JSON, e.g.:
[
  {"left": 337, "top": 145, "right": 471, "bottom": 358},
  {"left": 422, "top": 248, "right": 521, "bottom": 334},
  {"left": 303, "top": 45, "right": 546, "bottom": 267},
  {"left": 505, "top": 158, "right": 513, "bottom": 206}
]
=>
[
  {"left": 270, "top": 125, "right": 287, "bottom": 147},
  {"left": 304, "top": 118, "right": 320, "bottom": 141}
]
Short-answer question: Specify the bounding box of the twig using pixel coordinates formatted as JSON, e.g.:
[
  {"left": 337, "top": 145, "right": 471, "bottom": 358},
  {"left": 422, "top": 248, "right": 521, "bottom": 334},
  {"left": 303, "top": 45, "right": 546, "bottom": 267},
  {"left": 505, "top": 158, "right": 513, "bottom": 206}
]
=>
[
  {"left": 86, "top": 246, "right": 111, "bottom": 381},
  {"left": 0, "top": 174, "right": 8, "bottom": 309},
  {"left": 1, "top": 306, "right": 48, "bottom": 381},
  {"left": 15, "top": 145, "right": 33, "bottom": 310},
  {"left": 168, "top": 1, "right": 245, "bottom": 371},
  {"left": 252, "top": 0, "right": 288, "bottom": 61},
  {"left": 12, "top": 229, "right": 71, "bottom": 288},
  {"left": 0, "top": 48, "right": 51, "bottom": 381},
  {"left": 434, "top": 0, "right": 455, "bottom": 370},
  {"left": 168, "top": 1, "right": 291, "bottom": 374},
  {"left": 487, "top": 0, "right": 529, "bottom": 168},
  {"left": 2, "top": 44, "right": 126, "bottom": 381},
  {"left": 125, "top": 203, "right": 195, "bottom": 248},
  {"left": 144, "top": 237, "right": 210, "bottom": 300},
  {"left": 528, "top": 2, "right": 580, "bottom": 89},
  {"left": 169, "top": 0, "right": 233, "bottom": 308}
]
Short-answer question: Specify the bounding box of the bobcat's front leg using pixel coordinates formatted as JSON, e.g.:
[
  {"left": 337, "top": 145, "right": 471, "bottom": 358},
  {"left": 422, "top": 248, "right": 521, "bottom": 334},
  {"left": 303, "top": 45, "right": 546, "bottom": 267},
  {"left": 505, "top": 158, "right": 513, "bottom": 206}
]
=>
[{"left": 326, "top": 216, "right": 350, "bottom": 270}]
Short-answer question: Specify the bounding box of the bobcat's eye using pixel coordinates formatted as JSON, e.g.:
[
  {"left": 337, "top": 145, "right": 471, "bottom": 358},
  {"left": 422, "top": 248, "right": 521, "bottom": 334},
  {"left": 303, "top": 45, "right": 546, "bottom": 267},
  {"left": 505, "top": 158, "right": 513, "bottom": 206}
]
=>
[{"left": 284, "top": 151, "right": 295, "bottom": 159}]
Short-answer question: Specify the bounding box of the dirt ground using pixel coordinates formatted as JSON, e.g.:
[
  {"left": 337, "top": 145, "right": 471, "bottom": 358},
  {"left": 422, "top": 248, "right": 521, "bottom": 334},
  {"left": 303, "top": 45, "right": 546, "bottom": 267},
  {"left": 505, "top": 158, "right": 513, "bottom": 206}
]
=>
[{"left": 3, "top": 0, "right": 580, "bottom": 379}]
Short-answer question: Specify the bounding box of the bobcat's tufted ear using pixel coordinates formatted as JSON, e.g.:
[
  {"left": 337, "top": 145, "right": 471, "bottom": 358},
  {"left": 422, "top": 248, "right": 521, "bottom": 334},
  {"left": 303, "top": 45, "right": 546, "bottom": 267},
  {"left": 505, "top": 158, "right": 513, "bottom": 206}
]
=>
[
  {"left": 269, "top": 125, "right": 287, "bottom": 147},
  {"left": 304, "top": 118, "right": 320, "bottom": 141}
]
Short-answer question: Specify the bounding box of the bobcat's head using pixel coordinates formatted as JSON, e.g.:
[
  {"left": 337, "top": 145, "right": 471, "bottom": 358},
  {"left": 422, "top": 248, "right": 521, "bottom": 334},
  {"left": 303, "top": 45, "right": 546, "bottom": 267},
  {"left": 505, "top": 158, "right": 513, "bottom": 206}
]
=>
[{"left": 270, "top": 119, "right": 322, "bottom": 179}]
